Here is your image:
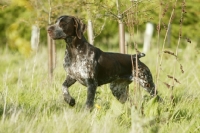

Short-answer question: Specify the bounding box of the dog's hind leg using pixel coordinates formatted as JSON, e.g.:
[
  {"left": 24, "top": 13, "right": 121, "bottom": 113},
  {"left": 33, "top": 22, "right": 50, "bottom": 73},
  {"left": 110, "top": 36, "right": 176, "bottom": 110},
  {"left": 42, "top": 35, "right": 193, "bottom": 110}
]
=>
[
  {"left": 62, "top": 75, "right": 76, "bottom": 106},
  {"left": 110, "top": 79, "right": 131, "bottom": 103},
  {"left": 133, "top": 61, "right": 159, "bottom": 98}
]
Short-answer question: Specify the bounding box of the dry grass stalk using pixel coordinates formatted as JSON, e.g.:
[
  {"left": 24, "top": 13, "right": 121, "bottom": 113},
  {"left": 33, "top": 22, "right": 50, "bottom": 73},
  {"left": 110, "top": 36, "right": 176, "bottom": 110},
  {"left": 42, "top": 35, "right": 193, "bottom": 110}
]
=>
[
  {"left": 163, "top": 82, "right": 171, "bottom": 89},
  {"left": 170, "top": 0, "right": 186, "bottom": 101},
  {"left": 167, "top": 75, "right": 180, "bottom": 84},
  {"left": 123, "top": 1, "right": 141, "bottom": 107},
  {"left": 163, "top": 50, "right": 177, "bottom": 58},
  {"left": 180, "top": 64, "right": 184, "bottom": 73}
]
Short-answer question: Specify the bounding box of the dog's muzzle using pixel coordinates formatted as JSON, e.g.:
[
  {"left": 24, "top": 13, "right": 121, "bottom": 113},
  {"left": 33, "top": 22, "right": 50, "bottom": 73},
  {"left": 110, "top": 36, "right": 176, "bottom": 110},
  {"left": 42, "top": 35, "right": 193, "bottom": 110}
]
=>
[{"left": 47, "top": 25, "right": 67, "bottom": 39}]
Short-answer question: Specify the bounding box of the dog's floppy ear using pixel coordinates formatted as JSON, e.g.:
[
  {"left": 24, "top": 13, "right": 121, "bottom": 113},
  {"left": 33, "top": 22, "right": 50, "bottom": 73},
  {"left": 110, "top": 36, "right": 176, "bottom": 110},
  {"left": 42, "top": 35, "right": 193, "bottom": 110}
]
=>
[{"left": 73, "top": 17, "right": 86, "bottom": 39}]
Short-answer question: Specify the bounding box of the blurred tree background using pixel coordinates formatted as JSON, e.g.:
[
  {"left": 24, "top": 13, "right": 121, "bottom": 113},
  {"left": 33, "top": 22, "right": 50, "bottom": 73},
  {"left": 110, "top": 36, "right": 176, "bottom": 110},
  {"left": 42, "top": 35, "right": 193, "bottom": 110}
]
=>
[{"left": 0, "top": 0, "right": 199, "bottom": 55}]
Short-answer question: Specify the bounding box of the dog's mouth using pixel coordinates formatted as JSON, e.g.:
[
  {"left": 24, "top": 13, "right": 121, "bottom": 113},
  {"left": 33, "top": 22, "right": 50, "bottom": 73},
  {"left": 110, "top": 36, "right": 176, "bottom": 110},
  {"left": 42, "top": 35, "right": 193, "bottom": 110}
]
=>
[
  {"left": 47, "top": 29, "right": 54, "bottom": 38},
  {"left": 48, "top": 30, "right": 67, "bottom": 40},
  {"left": 47, "top": 31, "right": 53, "bottom": 37},
  {"left": 57, "top": 32, "right": 67, "bottom": 39}
]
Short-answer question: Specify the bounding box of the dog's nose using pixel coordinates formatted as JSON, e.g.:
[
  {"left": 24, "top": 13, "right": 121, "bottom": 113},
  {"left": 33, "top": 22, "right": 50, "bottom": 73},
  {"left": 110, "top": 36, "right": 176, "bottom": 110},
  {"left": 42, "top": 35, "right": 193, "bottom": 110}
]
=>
[{"left": 47, "top": 26, "right": 53, "bottom": 33}]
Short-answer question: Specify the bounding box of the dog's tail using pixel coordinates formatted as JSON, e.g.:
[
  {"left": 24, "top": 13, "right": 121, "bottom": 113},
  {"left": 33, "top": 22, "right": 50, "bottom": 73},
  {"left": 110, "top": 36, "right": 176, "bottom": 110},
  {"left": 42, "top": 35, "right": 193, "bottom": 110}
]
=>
[{"left": 132, "top": 53, "right": 145, "bottom": 58}]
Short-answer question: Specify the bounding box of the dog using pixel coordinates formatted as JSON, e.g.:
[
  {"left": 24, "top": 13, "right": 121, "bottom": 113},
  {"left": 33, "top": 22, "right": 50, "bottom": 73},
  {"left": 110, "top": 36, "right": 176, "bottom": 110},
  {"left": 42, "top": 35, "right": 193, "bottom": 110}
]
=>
[{"left": 47, "top": 15, "right": 159, "bottom": 109}]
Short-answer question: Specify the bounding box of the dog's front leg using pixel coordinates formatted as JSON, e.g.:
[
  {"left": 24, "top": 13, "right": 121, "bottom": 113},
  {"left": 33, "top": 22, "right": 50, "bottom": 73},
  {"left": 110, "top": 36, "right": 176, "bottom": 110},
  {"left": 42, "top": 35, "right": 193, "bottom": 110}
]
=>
[
  {"left": 85, "top": 79, "right": 97, "bottom": 109},
  {"left": 62, "top": 75, "right": 76, "bottom": 106}
]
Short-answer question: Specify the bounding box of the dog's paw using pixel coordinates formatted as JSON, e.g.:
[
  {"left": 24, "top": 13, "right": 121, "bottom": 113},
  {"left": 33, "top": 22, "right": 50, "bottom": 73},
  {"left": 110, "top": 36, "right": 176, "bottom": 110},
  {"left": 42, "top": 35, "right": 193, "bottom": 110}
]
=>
[
  {"left": 64, "top": 95, "right": 76, "bottom": 106},
  {"left": 69, "top": 98, "right": 76, "bottom": 106},
  {"left": 85, "top": 103, "right": 94, "bottom": 111}
]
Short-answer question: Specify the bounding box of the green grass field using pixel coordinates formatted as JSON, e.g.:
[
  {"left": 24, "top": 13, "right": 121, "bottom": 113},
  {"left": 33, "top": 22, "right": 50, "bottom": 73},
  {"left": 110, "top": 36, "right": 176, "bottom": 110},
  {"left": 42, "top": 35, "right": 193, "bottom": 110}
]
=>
[{"left": 0, "top": 43, "right": 200, "bottom": 133}]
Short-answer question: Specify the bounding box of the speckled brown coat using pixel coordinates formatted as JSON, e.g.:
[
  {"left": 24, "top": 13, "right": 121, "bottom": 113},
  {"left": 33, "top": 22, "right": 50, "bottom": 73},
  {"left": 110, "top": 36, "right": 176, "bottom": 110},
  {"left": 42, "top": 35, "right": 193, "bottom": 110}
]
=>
[{"left": 47, "top": 15, "right": 159, "bottom": 109}]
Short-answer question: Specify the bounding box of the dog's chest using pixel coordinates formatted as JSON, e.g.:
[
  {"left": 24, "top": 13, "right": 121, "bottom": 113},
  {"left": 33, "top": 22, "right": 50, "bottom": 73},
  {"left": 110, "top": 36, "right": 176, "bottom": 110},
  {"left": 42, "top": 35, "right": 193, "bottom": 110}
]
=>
[{"left": 63, "top": 50, "right": 96, "bottom": 84}]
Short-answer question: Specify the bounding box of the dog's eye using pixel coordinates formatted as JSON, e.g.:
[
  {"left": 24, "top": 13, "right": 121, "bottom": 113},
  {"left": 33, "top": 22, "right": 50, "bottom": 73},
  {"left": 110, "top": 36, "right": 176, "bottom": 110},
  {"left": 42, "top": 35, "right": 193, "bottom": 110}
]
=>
[
  {"left": 59, "top": 22, "right": 65, "bottom": 28},
  {"left": 60, "top": 21, "right": 71, "bottom": 27}
]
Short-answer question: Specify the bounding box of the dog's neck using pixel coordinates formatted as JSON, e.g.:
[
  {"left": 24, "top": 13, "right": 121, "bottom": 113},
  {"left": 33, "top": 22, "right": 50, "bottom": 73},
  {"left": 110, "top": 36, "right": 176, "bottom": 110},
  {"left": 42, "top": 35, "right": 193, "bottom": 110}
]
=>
[
  {"left": 65, "top": 36, "right": 87, "bottom": 45},
  {"left": 64, "top": 35, "right": 89, "bottom": 56},
  {"left": 63, "top": 35, "right": 89, "bottom": 68},
  {"left": 65, "top": 36, "right": 76, "bottom": 45},
  {"left": 64, "top": 35, "right": 89, "bottom": 51}
]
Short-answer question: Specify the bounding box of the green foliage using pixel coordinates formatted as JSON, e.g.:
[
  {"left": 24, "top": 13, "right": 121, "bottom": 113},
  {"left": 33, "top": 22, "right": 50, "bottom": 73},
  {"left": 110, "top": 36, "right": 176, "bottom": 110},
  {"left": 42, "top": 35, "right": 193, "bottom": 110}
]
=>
[
  {"left": 0, "top": 5, "right": 26, "bottom": 45},
  {"left": 0, "top": 0, "right": 199, "bottom": 55},
  {"left": 0, "top": 44, "right": 200, "bottom": 132},
  {"left": 144, "top": 96, "right": 160, "bottom": 117},
  {"left": 0, "top": 3, "right": 33, "bottom": 56}
]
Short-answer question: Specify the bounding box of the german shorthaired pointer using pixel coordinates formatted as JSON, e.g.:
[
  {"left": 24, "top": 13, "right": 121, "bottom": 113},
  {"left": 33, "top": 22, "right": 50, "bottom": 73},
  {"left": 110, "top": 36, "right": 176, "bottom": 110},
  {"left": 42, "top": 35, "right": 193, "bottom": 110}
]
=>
[{"left": 47, "top": 15, "right": 159, "bottom": 109}]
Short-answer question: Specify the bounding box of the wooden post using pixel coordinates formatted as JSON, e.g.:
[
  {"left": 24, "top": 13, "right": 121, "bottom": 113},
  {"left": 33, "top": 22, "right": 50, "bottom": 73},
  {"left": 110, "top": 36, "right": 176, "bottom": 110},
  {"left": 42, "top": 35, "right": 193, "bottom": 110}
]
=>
[
  {"left": 119, "top": 19, "right": 125, "bottom": 53},
  {"left": 47, "top": 34, "right": 53, "bottom": 79},
  {"left": 143, "top": 22, "right": 154, "bottom": 53},
  {"left": 116, "top": 0, "right": 125, "bottom": 54},
  {"left": 87, "top": 19, "right": 94, "bottom": 45},
  {"left": 48, "top": 0, "right": 56, "bottom": 80},
  {"left": 52, "top": 40, "right": 56, "bottom": 69},
  {"left": 31, "top": 25, "right": 40, "bottom": 51}
]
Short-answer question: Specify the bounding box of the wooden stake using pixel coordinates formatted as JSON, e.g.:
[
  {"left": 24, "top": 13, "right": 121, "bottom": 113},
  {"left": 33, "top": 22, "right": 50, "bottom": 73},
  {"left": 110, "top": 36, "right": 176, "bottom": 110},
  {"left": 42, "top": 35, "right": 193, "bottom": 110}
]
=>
[
  {"left": 47, "top": 34, "right": 53, "bottom": 79},
  {"left": 87, "top": 20, "right": 94, "bottom": 45},
  {"left": 47, "top": 0, "right": 56, "bottom": 80},
  {"left": 116, "top": 0, "right": 125, "bottom": 54},
  {"left": 119, "top": 19, "right": 125, "bottom": 54}
]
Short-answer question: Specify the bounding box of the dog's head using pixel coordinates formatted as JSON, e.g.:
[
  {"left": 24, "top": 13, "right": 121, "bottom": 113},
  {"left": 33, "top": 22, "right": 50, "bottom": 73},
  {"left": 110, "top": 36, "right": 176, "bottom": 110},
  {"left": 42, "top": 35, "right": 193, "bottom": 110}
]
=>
[{"left": 47, "top": 15, "right": 86, "bottom": 40}]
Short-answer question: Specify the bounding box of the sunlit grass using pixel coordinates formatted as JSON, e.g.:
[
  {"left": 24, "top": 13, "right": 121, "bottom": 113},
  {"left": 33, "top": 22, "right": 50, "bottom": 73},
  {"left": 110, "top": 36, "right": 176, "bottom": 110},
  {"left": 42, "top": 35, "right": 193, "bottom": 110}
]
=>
[{"left": 0, "top": 43, "right": 200, "bottom": 133}]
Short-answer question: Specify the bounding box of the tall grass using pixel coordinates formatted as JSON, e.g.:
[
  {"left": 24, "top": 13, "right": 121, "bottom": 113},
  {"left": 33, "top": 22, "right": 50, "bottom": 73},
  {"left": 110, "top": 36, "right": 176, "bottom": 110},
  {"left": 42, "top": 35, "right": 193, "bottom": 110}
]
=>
[{"left": 0, "top": 42, "right": 200, "bottom": 133}]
